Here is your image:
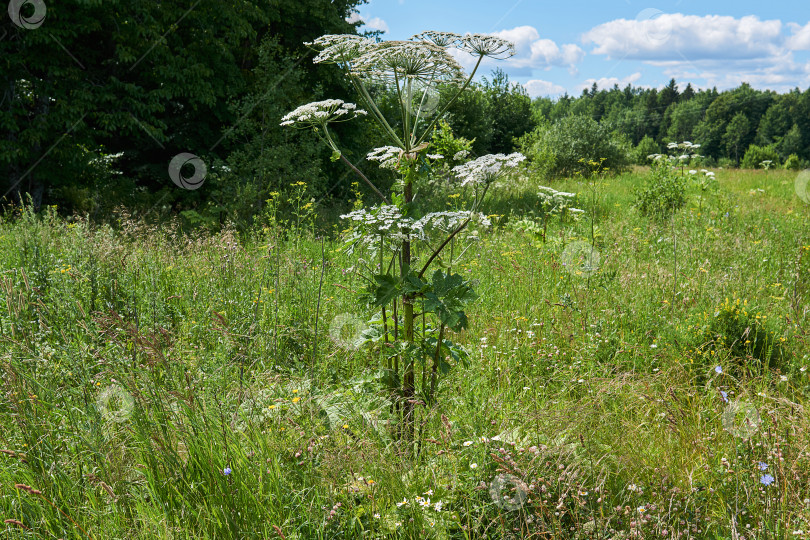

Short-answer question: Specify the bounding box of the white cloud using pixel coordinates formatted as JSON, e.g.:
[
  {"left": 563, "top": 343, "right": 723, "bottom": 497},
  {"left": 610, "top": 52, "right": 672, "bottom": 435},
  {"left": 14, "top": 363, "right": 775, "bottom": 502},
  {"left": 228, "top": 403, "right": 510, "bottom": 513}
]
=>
[
  {"left": 493, "top": 26, "right": 585, "bottom": 71},
  {"left": 583, "top": 14, "right": 783, "bottom": 61},
  {"left": 787, "top": 22, "right": 810, "bottom": 51},
  {"left": 345, "top": 12, "right": 389, "bottom": 33},
  {"left": 524, "top": 79, "right": 566, "bottom": 98}
]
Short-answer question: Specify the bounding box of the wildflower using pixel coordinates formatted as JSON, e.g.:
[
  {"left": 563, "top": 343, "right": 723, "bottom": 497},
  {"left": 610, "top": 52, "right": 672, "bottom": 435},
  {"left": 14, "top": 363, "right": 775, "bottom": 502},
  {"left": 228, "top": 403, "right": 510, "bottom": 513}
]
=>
[
  {"left": 760, "top": 474, "right": 775, "bottom": 486},
  {"left": 366, "top": 146, "right": 401, "bottom": 170},
  {"left": 223, "top": 467, "right": 232, "bottom": 475},
  {"left": 280, "top": 99, "right": 366, "bottom": 128},
  {"left": 424, "top": 489, "right": 434, "bottom": 496},
  {"left": 715, "top": 366, "right": 723, "bottom": 374},
  {"left": 720, "top": 390, "right": 728, "bottom": 403},
  {"left": 373, "top": 513, "right": 380, "bottom": 519},
  {"left": 463, "top": 440, "right": 473, "bottom": 447},
  {"left": 469, "top": 463, "right": 478, "bottom": 469},
  {"left": 758, "top": 462, "right": 768, "bottom": 471},
  {"left": 396, "top": 498, "right": 408, "bottom": 507},
  {"left": 306, "top": 34, "right": 376, "bottom": 66},
  {"left": 457, "top": 33, "right": 516, "bottom": 58},
  {"left": 434, "top": 501, "right": 443, "bottom": 511},
  {"left": 419, "top": 498, "right": 431, "bottom": 508},
  {"left": 291, "top": 397, "right": 300, "bottom": 403},
  {"left": 452, "top": 153, "right": 525, "bottom": 186}
]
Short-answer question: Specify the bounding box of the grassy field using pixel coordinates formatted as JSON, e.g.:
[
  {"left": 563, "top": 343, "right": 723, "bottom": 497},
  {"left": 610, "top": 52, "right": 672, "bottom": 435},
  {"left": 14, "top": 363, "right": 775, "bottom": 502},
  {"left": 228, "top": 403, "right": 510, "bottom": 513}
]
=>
[{"left": 1, "top": 167, "right": 809, "bottom": 539}]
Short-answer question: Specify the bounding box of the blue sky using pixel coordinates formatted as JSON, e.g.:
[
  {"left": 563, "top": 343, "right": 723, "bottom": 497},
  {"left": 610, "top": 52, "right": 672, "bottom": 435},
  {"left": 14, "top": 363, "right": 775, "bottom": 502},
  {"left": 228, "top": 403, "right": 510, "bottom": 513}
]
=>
[{"left": 348, "top": 0, "right": 810, "bottom": 97}]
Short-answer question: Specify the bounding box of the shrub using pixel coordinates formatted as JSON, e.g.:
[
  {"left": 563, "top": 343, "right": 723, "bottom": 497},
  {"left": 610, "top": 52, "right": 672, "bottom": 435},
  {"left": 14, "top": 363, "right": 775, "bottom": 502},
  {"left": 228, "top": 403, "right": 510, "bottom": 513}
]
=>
[
  {"left": 692, "top": 298, "right": 785, "bottom": 372},
  {"left": 783, "top": 154, "right": 803, "bottom": 170},
  {"left": 741, "top": 144, "right": 780, "bottom": 169},
  {"left": 632, "top": 158, "right": 687, "bottom": 219},
  {"left": 633, "top": 135, "right": 660, "bottom": 165},
  {"left": 521, "top": 115, "right": 631, "bottom": 179}
]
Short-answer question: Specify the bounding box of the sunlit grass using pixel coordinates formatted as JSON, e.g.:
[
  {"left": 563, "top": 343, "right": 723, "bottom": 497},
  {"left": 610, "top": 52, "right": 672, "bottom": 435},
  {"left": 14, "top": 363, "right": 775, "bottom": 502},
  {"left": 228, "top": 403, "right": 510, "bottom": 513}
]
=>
[{"left": 1, "top": 168, "right": 809, "bottom": 539}]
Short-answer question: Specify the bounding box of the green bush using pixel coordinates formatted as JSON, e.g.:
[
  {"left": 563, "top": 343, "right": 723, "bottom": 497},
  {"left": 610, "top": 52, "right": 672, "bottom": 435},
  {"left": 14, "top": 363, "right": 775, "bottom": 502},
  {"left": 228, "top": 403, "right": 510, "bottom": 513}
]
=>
[
  {"left": 741, "top": 144, "right": 780, "bottom": 169},
  {"left": 783, "top": 154, "right": 804, "bottom": 170},
  {"left": 520, "top": 115, "right": 631, "bottom": 179},
  {"left": 693, "top": 298, "right": 784, "bottom": 372},
  {"left": 632, "top": 159, "right": 687, "bottom": 220},
  {"left": 633, "top": 135, "right": 660, "bottom": 165}
]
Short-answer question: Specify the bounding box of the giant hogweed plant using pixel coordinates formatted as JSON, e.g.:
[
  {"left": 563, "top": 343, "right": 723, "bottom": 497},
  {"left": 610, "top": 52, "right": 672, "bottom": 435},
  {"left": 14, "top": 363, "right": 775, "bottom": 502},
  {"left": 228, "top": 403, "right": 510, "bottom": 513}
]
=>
[{"left": 282, "top": 32, "right": 523, "bottom": 444}]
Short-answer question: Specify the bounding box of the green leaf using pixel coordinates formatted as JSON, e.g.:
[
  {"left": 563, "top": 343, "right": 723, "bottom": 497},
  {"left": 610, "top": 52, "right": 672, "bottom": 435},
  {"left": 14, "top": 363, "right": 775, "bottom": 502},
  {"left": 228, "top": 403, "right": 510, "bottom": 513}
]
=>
[{"left": 367, "top": 274, "right": 400, "bottom": 307}]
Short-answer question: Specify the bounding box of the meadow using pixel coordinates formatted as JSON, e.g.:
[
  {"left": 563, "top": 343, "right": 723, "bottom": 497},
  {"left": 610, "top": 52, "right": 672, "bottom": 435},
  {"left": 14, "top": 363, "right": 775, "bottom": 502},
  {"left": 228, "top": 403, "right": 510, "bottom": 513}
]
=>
[{"left": 1, "top": 167, "right": 809, "bottom": 539}]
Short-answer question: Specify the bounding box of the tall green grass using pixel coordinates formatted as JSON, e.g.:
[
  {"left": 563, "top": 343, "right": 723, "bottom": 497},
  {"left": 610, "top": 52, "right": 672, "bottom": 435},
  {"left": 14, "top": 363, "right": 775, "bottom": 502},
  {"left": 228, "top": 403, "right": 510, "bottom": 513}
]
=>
[{"left": 1, "top": 168, "right": 809, "bottom": 539}]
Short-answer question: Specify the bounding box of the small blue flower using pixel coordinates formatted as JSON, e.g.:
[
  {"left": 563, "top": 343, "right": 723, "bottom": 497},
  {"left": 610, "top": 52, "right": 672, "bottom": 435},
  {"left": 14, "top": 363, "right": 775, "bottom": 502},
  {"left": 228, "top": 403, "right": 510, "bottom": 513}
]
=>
[
  {"left": 760, "top": 474, "right": 774, "bottom": 486},
  {"left": 758, "top": 462, "right": 768, "bottom": 471},
  {"left": 720, "top": 390, "right": 728, "bottom": 403},
  {"left": 724, "top": 212, "right": 729, "bottom": 217},
  {"left": 715, "top": 366, "right": 723, "bottom": 374},
  {"left": 223, "top": 467, "right": 232, "bottom": 476}
]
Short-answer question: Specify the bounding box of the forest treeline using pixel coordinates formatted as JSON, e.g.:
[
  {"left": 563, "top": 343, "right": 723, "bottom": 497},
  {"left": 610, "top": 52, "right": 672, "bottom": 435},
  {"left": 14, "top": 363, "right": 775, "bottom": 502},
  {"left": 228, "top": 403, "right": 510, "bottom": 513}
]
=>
[{"left": 3, "top": 0, "right": 809, "bottom": 225}]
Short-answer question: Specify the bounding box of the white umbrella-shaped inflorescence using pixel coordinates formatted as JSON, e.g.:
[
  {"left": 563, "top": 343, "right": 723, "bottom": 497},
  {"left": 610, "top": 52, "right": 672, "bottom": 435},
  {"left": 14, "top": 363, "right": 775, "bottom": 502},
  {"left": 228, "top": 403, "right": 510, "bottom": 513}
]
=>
[
  {"left": 366, "top": 146, "right": 402, "bottom": 170},
  {"left": 452, "top": 153, "right": 526, "bottom": 187},
  {"left": 537, "top": 186, "right": 584, "bottom": 216},
  {"left": 340, "top": 206, "right": 491, "bottom": 252},
  {"left": 280, "top": 99, "right": 367, "bottom": 128}
]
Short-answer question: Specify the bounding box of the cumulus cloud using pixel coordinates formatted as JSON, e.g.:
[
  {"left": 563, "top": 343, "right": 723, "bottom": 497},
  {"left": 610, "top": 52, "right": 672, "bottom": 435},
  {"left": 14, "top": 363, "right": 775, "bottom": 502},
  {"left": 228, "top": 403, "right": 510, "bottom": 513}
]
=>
[
  {"left": 493, "top": 26, "right": 585, "bottom": 71},
  {"left": 524, "top": 79, "right": 566, "bottom": 98},
  {"left": 583, "top": 14, "right": 783, "bottom": 61},
  {"left": 449, "top": 26, "right": 584, "bottom": 76},
  {"left": 787, "top": 22, "right": 810, "bottom": 51},
  {"left": 345, "top": 12, "right": 389, "bottom": 33},
  {"left": 580, "top": 13, "right": 810, "bottom": 92}
]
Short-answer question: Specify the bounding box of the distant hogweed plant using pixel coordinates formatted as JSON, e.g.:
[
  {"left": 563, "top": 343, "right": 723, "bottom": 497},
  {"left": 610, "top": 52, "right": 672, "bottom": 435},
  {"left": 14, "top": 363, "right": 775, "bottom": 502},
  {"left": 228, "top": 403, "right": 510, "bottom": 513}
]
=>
[{"left": 282, "top": 31, "right": 521, "bottom": 445}]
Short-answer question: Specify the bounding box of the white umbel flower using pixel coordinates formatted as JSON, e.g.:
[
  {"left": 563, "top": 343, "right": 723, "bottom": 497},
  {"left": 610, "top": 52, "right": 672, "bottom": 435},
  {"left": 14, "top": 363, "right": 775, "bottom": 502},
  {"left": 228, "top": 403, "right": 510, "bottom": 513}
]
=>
[
  {"left": 352, "top": 40, "right": 463, "bottom": 85},
  {"left": 280, "top": 99, "right": 367, "bottom": 127},
  {"left": 366, "top": 146, "right": 401, "bottom": 170},
  {"left": 458, "top": 33, "right": 516, "bottom": 58},
  {"left": 306, "top": 34, "right": 375, "bottom": 66},
  {"left": 452, "top": 153, "right": 525, "bottom": 186}
]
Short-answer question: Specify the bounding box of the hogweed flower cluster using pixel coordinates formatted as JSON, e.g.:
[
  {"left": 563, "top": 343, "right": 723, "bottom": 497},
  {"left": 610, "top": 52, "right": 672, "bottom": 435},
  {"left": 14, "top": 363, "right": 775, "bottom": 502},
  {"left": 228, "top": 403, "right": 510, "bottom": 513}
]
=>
[
  {"left": 413, "top": 31, "right": 517, "bottom": 58},
  {"left": 280, "top": 99, "right": 367, "bottom": 128},
  {"left": 366, "top": 146, "right": 402, "bottom": 170},
  {"left": 537, "top": 186, "right": 584, "bottom": 216},
  {"left": 452, "top": 153, "right": 526, "bottom": 186}
]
